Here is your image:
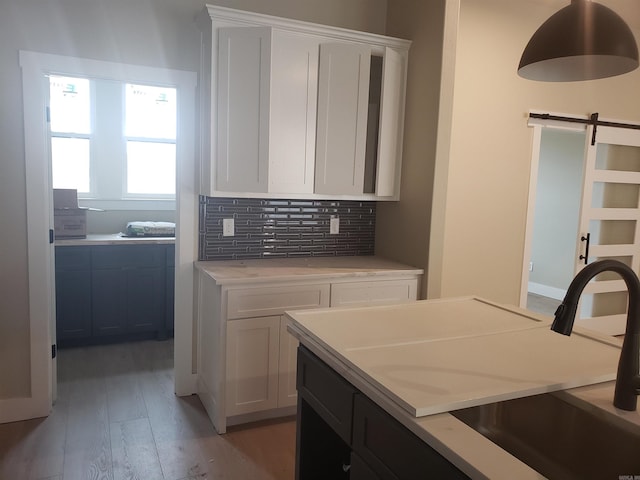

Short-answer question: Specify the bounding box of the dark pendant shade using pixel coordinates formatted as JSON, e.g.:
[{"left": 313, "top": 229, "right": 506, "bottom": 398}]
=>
[{"left": 518, "top": 0, "right": 639, "bottom": 82}]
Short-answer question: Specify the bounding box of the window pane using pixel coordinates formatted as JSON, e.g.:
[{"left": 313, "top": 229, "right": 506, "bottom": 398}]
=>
[
  {"left": 126, "top": 141, "right": 175, "bottom": 195},
  {"left": 49, "top": 76, "right": 91, "bottom": 134},
  {"left": 125, "top": 84, "right": 176, "bottom": 140},
  {"left": 51, "top": 137, "right": 90, "bottom": 192}
]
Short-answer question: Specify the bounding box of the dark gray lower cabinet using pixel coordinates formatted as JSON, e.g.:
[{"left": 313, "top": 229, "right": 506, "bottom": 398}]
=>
[
  {"left": 165, "top": 245, "right": 175, "bottom": 335},
  {"left": 55, "top": 247, "right": 91, "bottom": 339},
  {"left": 350, "top": 453, "right": 382, "bottom": 480},
  {"left": 296, "top": 346, "right": 470, "bottom": 480},
  {"left": 55, "top": 243, "right": 175, "bottom": 346}
]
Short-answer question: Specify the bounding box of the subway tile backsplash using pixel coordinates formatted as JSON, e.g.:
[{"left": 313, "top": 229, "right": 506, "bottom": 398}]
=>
[{"left": 198, "top": 196, "right": 376, "bottom": 260}]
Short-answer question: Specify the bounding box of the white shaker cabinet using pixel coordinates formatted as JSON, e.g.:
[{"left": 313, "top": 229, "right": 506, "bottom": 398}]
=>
[
  {"left": 225, "top": 315, "right": 280, "bottom": 416},
  {"left": 195, "top": 258, "right": 422, "bottom": 434},
  {"left": 198, "top": 6, "right": 411, "bottom": 200},
  {"left": 315, "top": 43, "right": 371, "bottom": 195},
  {"left": 329, "top": 278, "right": 418, "bottom": 308},
  {"left": 216, "top": 26, "right": 319, "bottom": 194}
]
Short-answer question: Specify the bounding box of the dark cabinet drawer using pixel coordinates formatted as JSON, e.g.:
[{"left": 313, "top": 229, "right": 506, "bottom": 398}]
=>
[
  {"left": 92, "top": 245, "right": 164, "bottom": 269},
  {"left": 352, "top": 394, "right": 469, "bottom": 480},
  {"left": 55, "top": 246, "right": 91, "bottom": 270},
  {"left": 297, "top": 346, "right": 358, "bottom": 444}
]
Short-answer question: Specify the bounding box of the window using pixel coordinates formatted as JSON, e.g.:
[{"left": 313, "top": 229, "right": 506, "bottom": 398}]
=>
[
  {"left": 49, "top": 75, "right": 91, "bottom": 193},
  {"left": 125, "top": 84, "right": 176, "bottom": 195},
  {"left": 48, "top": 76, "right": 177, "bottom": 204}
]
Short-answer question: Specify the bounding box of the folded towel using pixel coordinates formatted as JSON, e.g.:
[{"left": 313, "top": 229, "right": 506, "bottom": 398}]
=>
[{"left": 125, "top": 221, "right": 175, "bottom": 237}]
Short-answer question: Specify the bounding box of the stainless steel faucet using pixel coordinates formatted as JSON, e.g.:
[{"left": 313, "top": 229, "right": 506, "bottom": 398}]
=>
[{"left": 552, "top": 259, "right": 640, "bottom": 411}]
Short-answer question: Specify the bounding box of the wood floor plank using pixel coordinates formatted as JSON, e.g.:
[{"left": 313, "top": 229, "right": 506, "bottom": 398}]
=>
[
  {"left": 61, "top": 346, "right": 113, "bottom": 480},
  {"left": 2, "top": 340, "right": 296, "bottom": 480},
  {"left": 103, "top": 344, "right": 149, "bottom": 424},
  {"left": 224, "top": 418, "right": 296, "bottom": 480},
  {"left": 110, "top": 418, "right": 163, "bottom": 480},
  {"left": 0, "top": 394, "right": 68, "bottom": 479}
]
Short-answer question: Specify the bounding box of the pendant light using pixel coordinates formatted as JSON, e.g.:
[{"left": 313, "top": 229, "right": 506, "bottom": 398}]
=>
[{"left": 518, "top": 0, "right": 639, "bottom": 82}]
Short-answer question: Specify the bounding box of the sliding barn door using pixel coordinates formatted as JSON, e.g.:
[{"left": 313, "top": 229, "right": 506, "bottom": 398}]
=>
[{"left": 575, "top": 125, "right": 640, "bottom": 335}]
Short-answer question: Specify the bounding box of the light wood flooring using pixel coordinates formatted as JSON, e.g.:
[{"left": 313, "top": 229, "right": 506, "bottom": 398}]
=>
[
  {"left": 526, "top": 292, "right": 560, "bottom": 317},
  {"left": 0, "top": 340, "right": 296, "bottom": 480}
]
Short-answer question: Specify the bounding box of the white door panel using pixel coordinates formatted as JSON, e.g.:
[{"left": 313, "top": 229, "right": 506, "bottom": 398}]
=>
[{"left": 575, "top": 125, "right": 640, "bottom": 335}]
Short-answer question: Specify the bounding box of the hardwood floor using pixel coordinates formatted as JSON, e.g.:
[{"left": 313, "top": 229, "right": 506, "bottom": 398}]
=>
[
  {"left": 0, "top": 340, "right": 296, "bottom": 480},
  {"left": 526, "top": 292, "right": 560, "bottom": 317}
]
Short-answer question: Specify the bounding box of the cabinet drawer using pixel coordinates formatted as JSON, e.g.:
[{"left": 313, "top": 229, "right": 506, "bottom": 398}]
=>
[
  {"left": 227, "top": 284, "right": 329, "bottom": 319},
  {"left": 92, "top": 245, "right": 165, "bottom": 269},
  {"left": 297, "top": 346, "right": 357, "bottom": 444},
  {"left": 55, "top": 246, "right": 91, "bottom": 270},
  {"left": 352, "top": 395, "right": 469, "bottom": 480},
  {"left": 330, "top": 279, "right": 417, "bottom": 308}
]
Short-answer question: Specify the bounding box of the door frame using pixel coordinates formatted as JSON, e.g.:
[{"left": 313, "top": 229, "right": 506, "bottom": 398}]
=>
[{"left": 5, "top": 51, "right": 198, "bottom": 423}]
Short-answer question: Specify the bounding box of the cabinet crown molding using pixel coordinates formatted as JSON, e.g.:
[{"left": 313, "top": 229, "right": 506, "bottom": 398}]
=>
[{"left": 201, "top": 4, "right": 411, "bottom": 52}]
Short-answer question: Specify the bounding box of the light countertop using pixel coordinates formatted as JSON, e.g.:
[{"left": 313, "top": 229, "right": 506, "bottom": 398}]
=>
[
  {"left": 286, "top": 296, "right": 636, "bottom": 479},
  {"left": 195, "top": 255, "right": 423, "bottom": 285},
  {"left": 55, "top": 233, "right": 175, "bottom": 246}
]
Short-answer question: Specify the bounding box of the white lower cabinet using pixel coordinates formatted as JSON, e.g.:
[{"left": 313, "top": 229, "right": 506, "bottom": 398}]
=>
[
  {"left": 278, "top": 315, "right": 299, "bottom": 407},
  {"left": 330, "top": 278, "right": 418, "bottom": 308},
  {"left": 225, "top": 315, "right": 280, "bottom": 416},
  {"left": 225, "top": 314, "right": 299, "bottom": 416},
  {"left": 197, "top": 270, "right": 420, "bottom": 433}
]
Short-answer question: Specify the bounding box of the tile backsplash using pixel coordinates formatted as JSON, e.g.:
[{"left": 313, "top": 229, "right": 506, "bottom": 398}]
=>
[{"left": 199, "top": 196, "right": 376, "bottom": 260}]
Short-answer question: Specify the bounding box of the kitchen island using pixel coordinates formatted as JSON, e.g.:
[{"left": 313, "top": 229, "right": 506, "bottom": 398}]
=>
[{"left": 286, "top": 296, "right": 640, "bottom": 479}]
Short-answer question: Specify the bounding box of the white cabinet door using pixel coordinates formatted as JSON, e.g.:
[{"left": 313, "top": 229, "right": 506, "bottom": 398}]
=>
[
  {"left": 376, "top": 47, "right": 406, "bottom": 197},
  {"left": 330, "top": 279, "right": 418, "bottom": 308},
  {"left": 278, "top": 315, "right": 299, "bottom": 407},
  {"left": 216, "top": 27, "right": 320, "bottom": 195},
  {"left": 315, "top": 43, "right": 371, "bottom": 195},
  {"left": 269, "top": 31, "right": 319, "bottom": 194},
  {"left": 217, "top": 27, "right": 271, "bottom": 193},
  {"left": 226, "top": 315, "right": 280, "bottom": 416}
]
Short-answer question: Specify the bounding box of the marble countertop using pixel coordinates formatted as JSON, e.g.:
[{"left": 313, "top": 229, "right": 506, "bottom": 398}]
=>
[
  {"left": 286, "top": 296, "right": 637, "bottom": 479},
  {"left": 195, "top": 255, "right": 423, "bottom": 285},
  {"left": 55, "top": 233, "right": 175, "bottom": 246}
]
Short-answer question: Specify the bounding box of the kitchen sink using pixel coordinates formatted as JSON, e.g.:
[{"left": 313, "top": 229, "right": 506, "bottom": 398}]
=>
[{"left": 450, "top": 392, "right": 640, "bottom": 480}]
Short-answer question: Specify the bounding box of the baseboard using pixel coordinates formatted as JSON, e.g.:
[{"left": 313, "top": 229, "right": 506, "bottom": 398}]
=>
[{"left": 528, "top": 282, "right": 566, "bottom": 300}]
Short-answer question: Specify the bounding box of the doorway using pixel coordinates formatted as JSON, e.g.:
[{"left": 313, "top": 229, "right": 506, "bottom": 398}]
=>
[
  {"left": 523, "top": 114, "right": 640, "bottom": 336},
  {"left": 11, "top": 50, "right": 197, "bottom": 424},
  {"left": 527, "top": 128, "right": 585, "bottom": 314}
]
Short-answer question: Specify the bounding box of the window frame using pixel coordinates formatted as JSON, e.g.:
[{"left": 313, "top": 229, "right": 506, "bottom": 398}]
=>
[{"left": 48, "top": 75, "right": 178, "bottom": 210}]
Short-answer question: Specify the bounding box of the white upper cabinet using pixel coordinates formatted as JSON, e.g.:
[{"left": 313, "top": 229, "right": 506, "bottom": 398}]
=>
[
  {"left": 216, "top": 27, "right": 270, "bottom": 194},
  {"left": 269, "top": 31, "right": 320, "bottom": 194},
  {"left": 315, "top": 43, "right": 371, "bottom": 195},
  {"left": 198, "top": 6, "right": 411, "bottom": 200},
  {"left": 216, "top": 27, "right": 319, "bottom": 194}
]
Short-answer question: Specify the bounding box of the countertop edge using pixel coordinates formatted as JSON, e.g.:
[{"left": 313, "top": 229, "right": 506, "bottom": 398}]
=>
[
  {"left": 194, "top": 256, "right": 423, "bottom": 285},
  {"left": 56, "top": 233, "right": 175, "bottom": 246}
]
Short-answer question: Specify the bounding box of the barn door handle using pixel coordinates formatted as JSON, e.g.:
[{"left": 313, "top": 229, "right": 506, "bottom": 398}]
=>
[{"left": 579, "top": 233, "right": 590, "bottom": 265}]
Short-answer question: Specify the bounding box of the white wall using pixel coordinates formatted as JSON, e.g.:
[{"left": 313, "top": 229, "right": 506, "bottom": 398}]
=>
[
  {"left": 0, "top": 0, "right": 386, "bottom": 400},
  {"left": 428, "top": 0, "right": 640, "bottom": 305}
]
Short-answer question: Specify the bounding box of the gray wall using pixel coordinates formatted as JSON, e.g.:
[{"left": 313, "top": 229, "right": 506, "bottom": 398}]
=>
[
  {"left": 530, "top": 129, "right": 585, "bottom": 291},
  {"left": 375, "top": 0, "right": 446, "bottom": 299},
  {"left": 0, "top": 0, "right": 387, "bottom": 400}
]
